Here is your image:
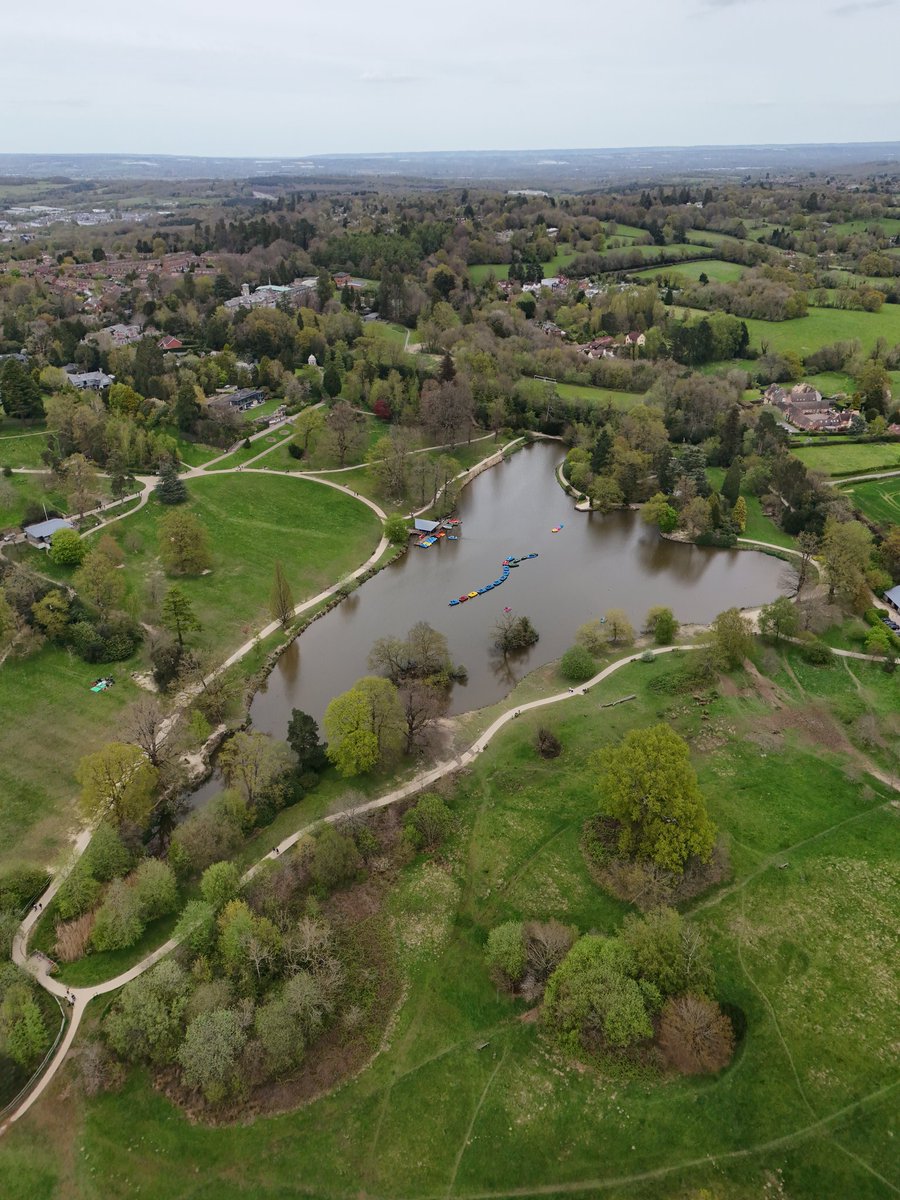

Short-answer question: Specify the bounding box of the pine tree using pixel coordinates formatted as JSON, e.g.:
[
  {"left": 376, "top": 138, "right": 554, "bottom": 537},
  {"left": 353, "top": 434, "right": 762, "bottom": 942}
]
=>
[
  {"left": 439, "top": 352, "right": 456, "bottom": 383},
  {"left": 722, "top": 459, "right": 742, "bottom": 507},
  {"left": 154, "top": 460, "right": 187, "bottom": 505},
  {"left": 161, "top": 586, "right": 201, "bottom": 646}
]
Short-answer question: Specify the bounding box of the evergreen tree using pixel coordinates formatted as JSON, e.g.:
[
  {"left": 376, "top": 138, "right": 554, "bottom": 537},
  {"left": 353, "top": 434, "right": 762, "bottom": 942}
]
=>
[
  {"left": 591, "top": 427, "right": 613, "bottom": 474},
  {"left": 161, "top": 585, "right": 201, "bottom": 646},
  {"left": 439, "top": 352, "right": 456, "bottom": 383},
  {"left": 154, "top": 460, "right": 187, "bottom": 505},
  {"left": 722, "top": 459, "right": 742, "bottom": 507},
  {"left": 0, "top": 359, "right": 43, "bottom": 419},
  {"left": 173, "top": 377, "right": 200, "bottom": 432}
]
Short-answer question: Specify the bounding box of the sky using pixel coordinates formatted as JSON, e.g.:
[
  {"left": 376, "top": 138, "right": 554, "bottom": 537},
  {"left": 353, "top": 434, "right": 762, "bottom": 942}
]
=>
[{"left": 4, "top": 0, "right": 900, "bottom": 157}]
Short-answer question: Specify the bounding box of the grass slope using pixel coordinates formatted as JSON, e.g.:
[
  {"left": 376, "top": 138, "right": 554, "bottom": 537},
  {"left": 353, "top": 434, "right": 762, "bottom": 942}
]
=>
[
  {"left": 4, "top": 649, "right": 897, "bottom": 1198},
  {"left": 792, "top": 442, "right": 900, "bottom": 477},
  {"left": 841, "top": 474, "right": 900, "bottom": 525}
]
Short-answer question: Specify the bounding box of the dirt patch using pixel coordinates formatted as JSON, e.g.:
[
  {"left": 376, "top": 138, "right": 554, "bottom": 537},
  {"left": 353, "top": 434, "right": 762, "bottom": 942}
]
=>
[
  {"left": 742, "top": 659, "right": 789, "bottom": 709},
  {"left": 749, "top": 701, "right": 859, "bottom": 759},
  {"left": 519, "top": 1005, "right": 542, "bottom": 1024}
]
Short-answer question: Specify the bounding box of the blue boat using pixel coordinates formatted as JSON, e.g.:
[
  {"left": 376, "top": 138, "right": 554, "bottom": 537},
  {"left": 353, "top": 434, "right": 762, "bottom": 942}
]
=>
[{"left": 448, "top": 598, "right": 459, "bottom": 606}]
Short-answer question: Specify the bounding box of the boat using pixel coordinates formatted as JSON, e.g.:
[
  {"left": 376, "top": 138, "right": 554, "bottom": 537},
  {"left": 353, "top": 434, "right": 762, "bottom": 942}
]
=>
[
  {"left": 468, "top": 591, "right": 477, "bottom": 598},
  {"left": 509, "top": 561, "right": 519, "bottom": 568},
  {"left": 459, "top": 595, "right": 469, "bottom": 603},
  {"left": 448, "top": 598, "right": 459, "bottom": 607}
]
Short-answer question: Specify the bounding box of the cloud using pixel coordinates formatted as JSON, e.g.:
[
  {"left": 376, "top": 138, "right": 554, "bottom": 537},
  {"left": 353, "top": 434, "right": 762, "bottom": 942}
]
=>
[
  {"left": 829, "top": 0, "right": 893, "bottom": 12},
  {"left": 359, "top": 69, "right": 421, "bottom": 85},
  {"left": 701, "top": 0, "right": 761, "bottom": 7}
]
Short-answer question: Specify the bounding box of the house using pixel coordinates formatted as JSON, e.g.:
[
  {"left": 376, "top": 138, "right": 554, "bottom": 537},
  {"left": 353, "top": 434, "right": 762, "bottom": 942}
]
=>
[
  {"left": 538, "top": 320, "right": 567, "bottom": 340},
  {"left": 208, "top": 388, "right": 264, "bottom": 414},
  {"left": 768, "top": 381, "right": 850, "bottom": 433},
  {"left": 579, "top": 336, "right": 615, "bottom": 360},
  {"left": 24, "top": 518, "right": 75, "bottom": 548},
  {"left": 98, "top": 323, "right": 143, "bottom": 347},
  {"left": 885, "top": 584, "right": 900, "bottom": 615},
  {"left": 625, "top": 331, "right": 646, "bottom": 348},
  {"left": 66, "top": 369, "right": 114, "bottom": 390},
  {"left": 157, "top": 335, "right": 183, "bottom": 351},
  {"left": 224, "top": 282, "right": 294, "bottom": 311},
  {"left": 333, "top": 272, "right": 352, "bottom": 289}
]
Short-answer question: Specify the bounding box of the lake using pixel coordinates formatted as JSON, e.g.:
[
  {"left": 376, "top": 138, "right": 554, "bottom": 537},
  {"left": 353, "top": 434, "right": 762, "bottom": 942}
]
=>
[{"left": 249, "top": 440, "right": 785, "bottom": 733}]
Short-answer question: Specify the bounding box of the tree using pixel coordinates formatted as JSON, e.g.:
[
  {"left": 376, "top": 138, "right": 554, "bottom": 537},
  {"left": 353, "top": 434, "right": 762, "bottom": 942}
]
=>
[
  {"left": 758, "top": 595, "right": 799, "bottom": 643},
  {"left": 63, "top": 453, "right": 99, "bottom": 518},
  {"left": 709, "top": 607, "right": 753, "bottom": 669},
  {"left": 269, "top": 560, "right": 295, "bottom": 629},
  {"left": 322, "top": 400, "right": 366, "bottom": 466},
  {"left": 641, "top": 493, "right": 678, "bottom": 534},
  {"left": 217, "top": 731, "right": 295, "bottom": 809},
  {"left": 129, "top": 859, "right": 177, "bottom": 922},
  {"left": 419, "top": 377, "right": 474, "bottom": 446},
  {"left": 322, "top": 364, "right": 342, "bottom": 399},
  {"left": 543, "top": 935, "right": 656, "bottom": 1050},
  {"left": 721, "top": 459, "right": 742, "bottom": 507},
  {"left": 485, "top": 922, "right": 527, "bottom": 987},
  {"left": 369, "top": 430, "right": 414, "bottom": 500},
  {"left": 733, "top": 495, "right": 747, "bottom": 533},
  {"left": 158, "top": 508, "right": 212, "bottom": 575},
  {"left": 384, "top": 514, "right": 409, "bottom": 545},
  {"left": 74, "top": 545, "right": 125, "bottom": 617},
  {"left": 154, "top": 460, "right": 187, "bottom": 505},
  {"left": 595, "top": 724, "right": 716, "bottom": 873},
  {"left": 658, "top": 994, "right": 734, "bottom": 1074},
  {"left": 620, "top": 908, "right": 713, "bottom": 998},
  {"left": 55, "top": 867, "right": 101, "bottom": 920},
  {"left": 286, "top": 709, "right": 329, "bottom": 774},
  {"left": 122, "top": 697, "right": 170, "bottom": 769},
  {"left": 589, "top": 475, "right": 624, "bottom": 513},
  {"left": 76, "top": 742, "right": 159, "bottom": 827},
  {"left": 645, "top": 606, "right": 678, "bottom": 645},
  {"left": 576, "top": 619, "right": 608, "bottom": 655},
  {"left": 309, "top": 825, "right": 361, "bottom": 891},
  {"left": 31, "top": 589, "right": 70, "bottom": 641},
  {"left": 403, "top": 791, "right": 454, "bottom": 850},
  {"left": 49, "top": 527, "right": 86, "bottom": 566},
  {"left": 91, "top": 879, "right": 146, "bottom": 951},
  {"left": 492, "top": 612, "right": 539, "bottom": 656},
  {"left": 1, "top": 988, "right": 49, "bottom": 1068},
  {"left": 323, "top": 676, "right": 405, "bottom": 776},
  {"left": 81, "top": 822, "right": 131, "bottom": 882},
  {"left": 398, "top": 680, "right": 446, "bottom": 753},
  {"left": 200, "top": 861, "right": 242, "bottom": 910},
  {"left": 784, "top": 530, "right": 819, "bottom": 596},
  {"left": 291, "top": 406, "right": 325, "bottom": 458},
  {"left": 0, "top": 358, "right": 43, "bottom": 419},
  {"left": 161, "top": 585, "right": 201, "bottom": 647},
  {"left": 173, "top": 377, "right": 201, "bottom": 431},
  {"left": 604, "top": 609, "right": 634, "bottom": 645},
  {"left": 105, "top": 960, "right": 190, "bottom": 1065},
  {"left": 821, "top": 518, "right": 873, "bottom": 606},
  {"left": 178, "top": 1008, "right": 247, "bottom": 1104},
  {"left": 559, "top": 645, "right": 597, "bottom": 683}
]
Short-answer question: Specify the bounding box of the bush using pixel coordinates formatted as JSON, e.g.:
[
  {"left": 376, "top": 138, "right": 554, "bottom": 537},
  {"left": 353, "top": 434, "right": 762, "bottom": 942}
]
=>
[
  {"left": 800, "top": 640, "right": 833, "bottom": 665},
  {"left": 559, "top": 644, "right": 596, "bottom": 683},
  {"left": 81, "top": 823, "right": 131, "bottom": 883},
  {"left": 0, "top": 865, "right": 50, "bottom": 912},
  {"left": 402, "top": 792, "right": 454, "bottom": 850},
  {"left": 658, "top": 993, "right": 734, "bottom": 1074},
  {"left": 485, "top": 921, "right": 527, "bottom": 987},
  {"left": 383, "top": 514, "right": 409, "bottom": 545},
  {"left": 309, "top": 826, "right": 361, "bottom": 892},
  {"left": 131, "top": 859, "right": 178, "bottom": 921},
  {"left": 536, "top": 727, "right": 562, "bottom": 758},
  {"left": 56, "top": 866, "right": 102, "bottom": 920},
  {"left": 49, "top": 528, "right": 86, "bottom": 566},
  {"left": 91, "top": 879, "right": 146, "bottom": 951}
]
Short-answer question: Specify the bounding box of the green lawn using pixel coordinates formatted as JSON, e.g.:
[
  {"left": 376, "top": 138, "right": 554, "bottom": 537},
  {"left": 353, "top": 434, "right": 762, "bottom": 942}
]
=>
[
  {"left": 203, "top": 425, "right": 294, "bottom": 471},
  {"left": 792, "top": 441, "right": 900, "bottom": 477},
  {"left": 0, "top": 473, "right": 69, "bottom": 530},
  {"left": 0, "top": 473, "right": 381, "bottom": 872},
  {"left": 468, "top": 247, "right": 575, "bottom": 286},
  {"left": 632, "top": 258, "right": 745, "bottom": 284},
  {"left": 4, "top": 648, "right": 897, "bottom": 1198},
  {"left": 0, "top": 429, "right": 52, "bottom": 469},
  {"left": 827, "top": 217, "right": 900, "bottom": 237},
  {"left": 707, "top": 467, "right": 797, "bottom": 549},
  {"left": 553, "top": 381, "right": 649, "bottom": 410},
  {"left": 841, "top": 474, "right": 900, "bottom": 525}
]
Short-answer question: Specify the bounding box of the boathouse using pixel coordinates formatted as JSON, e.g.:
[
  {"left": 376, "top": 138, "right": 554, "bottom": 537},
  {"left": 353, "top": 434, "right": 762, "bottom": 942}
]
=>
[{"left": 413, "top": 519, "right": 440, "bottom": 535}]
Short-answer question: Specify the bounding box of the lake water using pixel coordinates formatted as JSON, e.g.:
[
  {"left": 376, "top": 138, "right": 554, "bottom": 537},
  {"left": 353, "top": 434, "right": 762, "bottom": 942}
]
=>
[{"left": 249, "top": 441, "right": 785, "bottom": 734}]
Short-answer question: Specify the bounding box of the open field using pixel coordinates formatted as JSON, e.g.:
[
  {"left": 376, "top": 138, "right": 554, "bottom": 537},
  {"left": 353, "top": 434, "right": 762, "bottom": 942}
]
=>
[
  {"left": 0, "top": 473, "right": 381, "bottom": 870},
  {"left": 827, "top": 217, "right": 900, "bottom": 237},
  {"left": 552, "top": 381, "right": 648, "bottom": 409},
  {"left": 792, "top": 441, "right": 900, "bottom": 477},
  {"left": 3, "top": 647, "right": 897, "bottom": 1198},
  {"left": 672, "top": 303, "right": 900, "bottom": 361},
  {"left": 0, "top": 472, "right": 69, "bottom": 530},
  {"left": 632, "top": 258, "right": 745, "bottom": 284},
  {"left": 841, "top": 474, "right": 900, "bottom": 525},
  {"left": 468, "top": 248, "right": 576, "bottom": 286},
  {"left": 0, "top": 428, "right": 52, "bottom": 469}
]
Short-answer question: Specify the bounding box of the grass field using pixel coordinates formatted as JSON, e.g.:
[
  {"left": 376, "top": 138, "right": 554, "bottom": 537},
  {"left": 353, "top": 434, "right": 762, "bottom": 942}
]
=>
[
  {"left": 827, "top": 217, "right": 900, "bottom": 237},
  {"left": 841, "top": 474, "right": 900, "bottom": 525},
  {"left": 3, "top": 647, "right": 897, "bottom": 1198},
  {"left": 468, "top": 247, "right": 576, "bottom": 286},
  {"left": 707, "top": 467, "right": 797, "bottom": 549},
  {"left": 0, "top": 473, "right": 381, "bottom": 871},
  {"left": 553, "top": 381, "right": 649, "bottom": 409},
  {"left": 632, "top": 258, "right": 745, "bottom": 284},
  {"left": 792, "top": 441, "right": 900, "bottom": 477},
  {"left": 0, "top": 428, "right": 52, "bottom": 469},
  {"left": 0, "top": 472, "right": 69, "bottom": 530}
]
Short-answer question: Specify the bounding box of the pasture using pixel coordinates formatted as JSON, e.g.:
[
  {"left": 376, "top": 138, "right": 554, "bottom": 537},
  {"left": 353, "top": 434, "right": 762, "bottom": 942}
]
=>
[
  {"left": 841, "top": 474, "right": 900, "bottom": 525},
  {"left": 632, "top": 258, "right": 745, "bottom": 284},
  {"left": 3, "top": 648, "right": 897, "bottom": 1199},
  {"left": 792, "top": 441, "right": 900, "bottom": 477}
]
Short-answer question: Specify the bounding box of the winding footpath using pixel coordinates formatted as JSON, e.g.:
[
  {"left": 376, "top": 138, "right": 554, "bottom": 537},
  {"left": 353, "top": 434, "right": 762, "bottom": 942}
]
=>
[{"left": 3, "top": 438, "right": 897, "bottom": 1134}]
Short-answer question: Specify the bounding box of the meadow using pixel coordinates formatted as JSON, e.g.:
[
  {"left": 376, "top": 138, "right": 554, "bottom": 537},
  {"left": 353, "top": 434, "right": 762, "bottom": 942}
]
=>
[
  {"left": 792, "top": 441, "right": 900, "bottom": 477},
  {"left": 3, "top": 646, "right": 897, "bottom": 1199},
  {"left": 0, "top": 473, "right": 381, "bottom": 870},
  {"left": 552, "top": 381, "right": 649, "bottom": 409},
  {"left": 632, "top": 258, "right": 745, "bottom": 284},
  {"left": 841, "top": 474, "right": 900, "bottom": 525}
]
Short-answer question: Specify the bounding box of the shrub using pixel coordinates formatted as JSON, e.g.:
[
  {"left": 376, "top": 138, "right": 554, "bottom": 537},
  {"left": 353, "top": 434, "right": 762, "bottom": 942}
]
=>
[
  {"left": 800, "top": 640, "right": 833, "bottom": 665},
  {"left": 0, "top": 865, "right": 50, "bottom": 912},
  {"left": 131, "top": 859, "right": 178, "bottom": 921},
  {"left": 383, "top": 514, "right": 409, "bottom": 545},
  {"left": 658, "top": 993, "right": 735, "bottom": 1074},
  {"left": 559, "top": 644, "right": 596, "bottom": 683},
  {"left": 309, "top": 826, "right": 361, "bottom": 892},
  {"left": 485, "top": 921, "right": 527, "bottom": 987},
  {"left": 536, "top": 727, "right": 562, "bottom": 758},
  {"left": 524, "top": 919, "right": 575, "bottom": 980},
  {"left": 81, "top": 823, "right": 131, "bottom": 883},
  {"left": 49, "top": 528, "right": 86, "bottom": 566},
  {"left": 91, "top": 879, "right": 146, "bottom": 951},
  {"left": 403, "top": 792, "right": 454, "bottom": 850},
  {"left": 56, "top": 866, "right": 102, "bottom": 920}
]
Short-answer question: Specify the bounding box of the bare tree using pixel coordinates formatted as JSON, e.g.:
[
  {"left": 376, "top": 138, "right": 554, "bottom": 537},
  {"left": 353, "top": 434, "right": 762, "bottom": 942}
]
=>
[
  {"left": 658, "top": 994, "right": 735, "bottom": 1074},
  {"left": 122, "top": 696, "right": 169, "bottom": 768},
  {"left": 323, "top": 400, "right": 366, "bottom": 467},
  {"left": 399, "top": 681, "right": 447, "bottom": 753},
  {"left": 419, "top": 378, "right": 475, "bottom": 447},
  {"left": 781, "top": 530, "right": 819, "bottom": 597}
]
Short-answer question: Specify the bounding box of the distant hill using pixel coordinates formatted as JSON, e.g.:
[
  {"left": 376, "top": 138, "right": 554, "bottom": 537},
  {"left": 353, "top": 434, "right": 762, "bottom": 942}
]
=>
[{"left": 2, "top": 143, "right": 900, "bottom": 186}]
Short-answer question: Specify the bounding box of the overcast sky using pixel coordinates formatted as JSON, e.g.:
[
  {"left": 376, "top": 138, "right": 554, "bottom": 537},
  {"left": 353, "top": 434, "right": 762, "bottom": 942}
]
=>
[{"left": 4, "top": 0, "right": 899, "bottom": 156}]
